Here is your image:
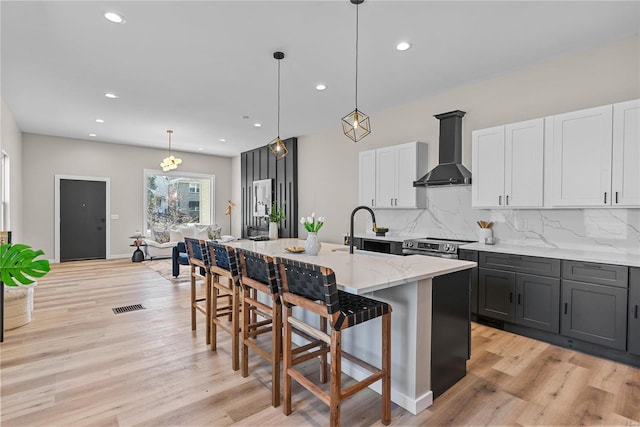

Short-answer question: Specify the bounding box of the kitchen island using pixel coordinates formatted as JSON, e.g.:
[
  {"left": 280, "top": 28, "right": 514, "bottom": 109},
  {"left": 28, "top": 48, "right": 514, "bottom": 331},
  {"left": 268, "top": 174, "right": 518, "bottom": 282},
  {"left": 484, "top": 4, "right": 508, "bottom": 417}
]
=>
[{"left": 226, "top": 238, "right": 476, "bottom": 414}]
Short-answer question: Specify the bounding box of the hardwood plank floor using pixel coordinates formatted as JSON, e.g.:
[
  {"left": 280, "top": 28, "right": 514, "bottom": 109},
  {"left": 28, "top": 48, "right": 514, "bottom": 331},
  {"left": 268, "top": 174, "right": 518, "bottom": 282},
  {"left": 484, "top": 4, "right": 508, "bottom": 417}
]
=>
[{"left": 1, "top": 259, "right": 639, "bottom": 426}]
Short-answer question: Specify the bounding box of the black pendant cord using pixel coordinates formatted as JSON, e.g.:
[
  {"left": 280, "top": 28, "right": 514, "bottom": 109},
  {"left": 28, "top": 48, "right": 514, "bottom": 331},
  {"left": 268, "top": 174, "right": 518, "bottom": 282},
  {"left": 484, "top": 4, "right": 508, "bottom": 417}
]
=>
[
  {"left": 277, "top": 57, "right": 281, "bottom": 139},
  {"left": 354, "top": 1, "right": 359, "bottom": 111}
]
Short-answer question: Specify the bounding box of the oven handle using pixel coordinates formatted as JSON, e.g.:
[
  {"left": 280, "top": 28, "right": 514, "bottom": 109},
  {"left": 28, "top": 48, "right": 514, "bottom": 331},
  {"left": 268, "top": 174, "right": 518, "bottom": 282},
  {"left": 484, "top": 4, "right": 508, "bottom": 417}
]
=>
[{"left": 402, "top": 249, "right": 458, "bottom": 258}]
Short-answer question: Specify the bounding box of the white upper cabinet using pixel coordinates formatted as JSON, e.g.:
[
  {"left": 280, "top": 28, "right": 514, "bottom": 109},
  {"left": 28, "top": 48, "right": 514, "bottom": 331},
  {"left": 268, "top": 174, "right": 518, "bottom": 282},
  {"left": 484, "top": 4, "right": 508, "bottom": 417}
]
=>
[
  {"left": 358, "top": 141, "right": 428, "bottom": 209},
  {"left": 472, "top": 118, "right": 544, "bottom": 208},
  {"left": 552, "top": 105, "right": 613, "bottom": 207},
  {"left": 612, "top": 99, "right": 640, "bottom": 206},
  {"left": 358, "top": 149, "right": 376, "bottom": 207}
]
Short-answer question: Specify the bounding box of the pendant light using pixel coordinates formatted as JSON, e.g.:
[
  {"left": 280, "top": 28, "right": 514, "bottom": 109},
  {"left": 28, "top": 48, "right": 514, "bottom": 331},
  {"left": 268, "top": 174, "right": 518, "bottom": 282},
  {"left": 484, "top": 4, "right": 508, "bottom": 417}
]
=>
[
  {"left": 160, "top": 130, "right": 182, "bottom": 172},
  {"left": 342, "top": 0, "right": 371, "bottom": 142},
  {"left": 268, "top": 51, "right": 288, "bottom": 159}
]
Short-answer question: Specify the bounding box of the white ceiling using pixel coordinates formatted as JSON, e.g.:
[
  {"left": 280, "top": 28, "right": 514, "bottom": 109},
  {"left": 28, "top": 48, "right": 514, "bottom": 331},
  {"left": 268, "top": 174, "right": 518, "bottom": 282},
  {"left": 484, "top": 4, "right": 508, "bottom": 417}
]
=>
[{"left": 2, "top": 1, "right": 639, "bottom": 157}]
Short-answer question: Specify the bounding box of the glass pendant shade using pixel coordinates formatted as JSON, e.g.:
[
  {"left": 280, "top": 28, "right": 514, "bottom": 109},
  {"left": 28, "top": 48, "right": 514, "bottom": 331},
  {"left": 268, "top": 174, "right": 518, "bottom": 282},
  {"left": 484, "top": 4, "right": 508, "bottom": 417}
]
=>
[
  {"left": 160, "top": 129, "right": 182, "bottom": 172},
  {"left": 269, "top": 137, "right": 288, "bottom": 160},
  {"left": 342, "top": 108, "right": 370, "bottom": 142}
]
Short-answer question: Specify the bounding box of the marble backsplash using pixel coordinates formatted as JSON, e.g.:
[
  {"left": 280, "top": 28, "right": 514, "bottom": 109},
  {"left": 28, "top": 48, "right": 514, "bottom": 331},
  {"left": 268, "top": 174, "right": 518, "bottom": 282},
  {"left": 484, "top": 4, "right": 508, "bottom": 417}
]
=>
[{"left": 369, "top": 186, "right": 640, "bottom": 255}]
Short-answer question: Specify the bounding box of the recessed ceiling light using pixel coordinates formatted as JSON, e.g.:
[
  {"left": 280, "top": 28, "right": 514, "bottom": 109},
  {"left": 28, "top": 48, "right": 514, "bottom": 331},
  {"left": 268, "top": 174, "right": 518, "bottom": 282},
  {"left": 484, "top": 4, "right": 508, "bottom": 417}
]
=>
[
  {"left": 89, "top": 133, "right": 97, "bottom": 137},
  {"left": 253, "top": 123, "right": 262, "bottom": 128},
  {"left": 396, "top": 41, "right": 411, "bottom": 51},
  {"left": 219, "top": 138, "right": 227, "bottom": 142},
  {"left": 104, "top": 12, "right": 125, "bottom": 24},
  {"left": 104, "top": 92, "right": 118, "bottom": 99},
  {"left": 316, "top": 84, "right": 327, "bottom": 91},
  {"left": 96, "top": 118, "right": 104, "bottom": 123},
  {"left": 198, "top": 147, "right": 204, "bottom": 151}
]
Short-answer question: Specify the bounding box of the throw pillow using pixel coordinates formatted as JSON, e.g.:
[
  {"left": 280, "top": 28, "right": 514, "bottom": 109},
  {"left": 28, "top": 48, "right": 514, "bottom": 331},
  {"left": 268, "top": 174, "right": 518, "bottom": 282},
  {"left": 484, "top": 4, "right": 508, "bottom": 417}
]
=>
[
  {"left": 208, "top": 225, "right": 222, "bottom": 240},
  {"left": 153, "top": 228, "right": 170, "bottom": 244},
  {"left": 169, "top": 228, "right": 183, "bottom": 243}
]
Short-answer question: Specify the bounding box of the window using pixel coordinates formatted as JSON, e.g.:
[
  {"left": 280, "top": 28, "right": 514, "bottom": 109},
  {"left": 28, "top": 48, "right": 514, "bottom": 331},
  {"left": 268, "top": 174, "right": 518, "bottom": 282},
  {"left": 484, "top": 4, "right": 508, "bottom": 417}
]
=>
[
  {"left": 0, "top": 152, "right": 9, "bottom": 231},
  {"left": 144, "top": 170, "right": 215, "bottom": 232}
]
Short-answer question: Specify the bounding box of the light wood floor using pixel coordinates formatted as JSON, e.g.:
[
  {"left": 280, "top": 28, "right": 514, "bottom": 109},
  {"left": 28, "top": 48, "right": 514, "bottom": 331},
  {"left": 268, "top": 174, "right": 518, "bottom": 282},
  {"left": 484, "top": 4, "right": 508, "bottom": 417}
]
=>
[{"left": 1, "top": 259, "right": 639, "bottom": 426}]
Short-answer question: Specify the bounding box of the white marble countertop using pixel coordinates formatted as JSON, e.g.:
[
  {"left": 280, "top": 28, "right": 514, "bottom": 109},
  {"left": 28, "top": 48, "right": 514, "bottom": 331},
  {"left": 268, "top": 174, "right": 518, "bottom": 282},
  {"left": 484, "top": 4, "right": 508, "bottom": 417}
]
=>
[
  {"left": 227, "top": 238, "right": 476, "bottom": 294},
  {"left": 460, "top": 242, "right": 640, "bottom": 268}
]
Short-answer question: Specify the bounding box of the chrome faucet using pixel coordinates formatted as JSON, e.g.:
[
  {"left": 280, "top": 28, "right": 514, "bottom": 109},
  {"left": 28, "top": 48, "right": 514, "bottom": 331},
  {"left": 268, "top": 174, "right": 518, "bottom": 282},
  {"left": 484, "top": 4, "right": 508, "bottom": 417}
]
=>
[{"left": 349, "top": 205, "right": 377, "bottom": 254}]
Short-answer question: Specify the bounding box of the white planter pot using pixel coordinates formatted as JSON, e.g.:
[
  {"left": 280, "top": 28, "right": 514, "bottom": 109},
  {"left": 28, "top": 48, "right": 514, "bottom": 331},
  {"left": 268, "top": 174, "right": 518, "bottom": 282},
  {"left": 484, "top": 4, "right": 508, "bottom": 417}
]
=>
[
  {"left": 269, "top": 222, "right": 279, "bottom": 240},
  {"left": 3, "top": 284, "right": 36, "bottom": 330}
]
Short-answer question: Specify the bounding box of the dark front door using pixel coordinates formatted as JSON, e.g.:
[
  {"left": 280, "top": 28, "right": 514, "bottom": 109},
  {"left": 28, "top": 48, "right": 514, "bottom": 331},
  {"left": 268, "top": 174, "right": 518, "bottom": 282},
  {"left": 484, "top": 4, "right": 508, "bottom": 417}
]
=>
[{"left": 60, "top": 179, "right": 106, "bottom": 262}]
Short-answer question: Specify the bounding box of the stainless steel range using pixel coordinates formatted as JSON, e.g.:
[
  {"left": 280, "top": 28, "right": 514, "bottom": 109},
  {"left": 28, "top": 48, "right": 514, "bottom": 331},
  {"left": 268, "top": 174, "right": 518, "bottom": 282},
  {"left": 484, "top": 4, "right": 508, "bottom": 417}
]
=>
[{"left": 402, "top": 237, "right": 475, "bottom": 258}]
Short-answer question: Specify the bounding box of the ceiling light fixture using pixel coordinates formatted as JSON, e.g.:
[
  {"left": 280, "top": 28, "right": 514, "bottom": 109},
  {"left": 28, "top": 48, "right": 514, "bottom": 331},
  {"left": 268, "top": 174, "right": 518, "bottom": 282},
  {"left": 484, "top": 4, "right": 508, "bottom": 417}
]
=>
[
  {"left": 219, "top": 138, "right": 226, "bottom": 142},
  {"left": 96, "top": 118, "right": 104, "bottom": 123},
  {"left": 316, "top": 83, "right": 327, "bottom": 91},
  {"left": 104, "top": 12, "right": 125, "bottom": 24},
  {"left": 89, "top": 133, "right": 97, "bottom": 137},
  {"left": 253, "top": 123, "right": 262, "bottom": 128},
  {"left": 268, "top": 51, "right": 288, "bottom": 160},
  {"left": 396, "top": 41, "right": 411, "bottom": 51},
  {"left": 104, "top": 92, "right": 118, "bottom": 99},
  {"left": 342, "top": 0, "right": 371, "bottom": 142},
  {"left": 160, "top": 130, "right": 182, "bottom": 172}
]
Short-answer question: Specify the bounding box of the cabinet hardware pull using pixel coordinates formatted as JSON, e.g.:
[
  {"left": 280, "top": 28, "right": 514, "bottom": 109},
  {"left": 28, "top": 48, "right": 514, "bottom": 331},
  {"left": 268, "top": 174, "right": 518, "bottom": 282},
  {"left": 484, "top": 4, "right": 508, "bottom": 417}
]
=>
[
  {"left": 506, "top": 195, "right": 509, "bottom": 205},
  {"left": 517, "top": 294, "right": 521, "bottom": 305},
  {"left": 583, "top": 263, "right": 602, "bottom": 269},
  {"left": 390, "top": 198, "right": 393, "bottom": 206},
  {"left": 564, "top": 302, "right": 568, "bottom": 315},
  {"left": 604, "top": 192, "right": 607, "bottom": 204},
  {"left": 635, "top": 305, "right": 638, "bottom": 319},
  {"left": 498, "top": 195, "right": 502, "bottom": 206},
  {"left": 509, "top": 292, "right": 513, "bottom": 303},
  {"left": 615, "top": 192, "right": 619, "bottom": 204},
  {"left": 372, "top": 199, "right": 374, "bottom": 206}
]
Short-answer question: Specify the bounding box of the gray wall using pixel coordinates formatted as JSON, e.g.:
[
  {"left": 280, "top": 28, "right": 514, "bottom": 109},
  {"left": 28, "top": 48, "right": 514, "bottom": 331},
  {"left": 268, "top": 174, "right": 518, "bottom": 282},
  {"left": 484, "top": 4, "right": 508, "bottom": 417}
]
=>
[
  {"left": 23, "top": 134, "right": 232, "bottom": 259},
  {"left": 296, "top": 35, "right": 640, "bottom": 244}
]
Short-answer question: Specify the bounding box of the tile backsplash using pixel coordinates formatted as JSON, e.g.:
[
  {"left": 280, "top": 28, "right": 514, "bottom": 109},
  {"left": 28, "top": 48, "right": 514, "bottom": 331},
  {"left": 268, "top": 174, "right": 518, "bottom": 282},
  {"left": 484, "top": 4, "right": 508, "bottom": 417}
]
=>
[{"left": 370, "top": 186, "right": 640, "bottom": 255}]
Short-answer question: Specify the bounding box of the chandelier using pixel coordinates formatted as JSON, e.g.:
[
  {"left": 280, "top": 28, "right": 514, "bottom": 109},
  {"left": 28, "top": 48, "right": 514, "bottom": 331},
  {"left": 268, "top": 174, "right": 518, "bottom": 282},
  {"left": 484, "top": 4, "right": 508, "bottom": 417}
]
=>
[
  {"left": 160, "top": 129, "right": 182, "bottom": 172},
  {"left": 268, "top": 51, "right": 288, "bottom": 159}
]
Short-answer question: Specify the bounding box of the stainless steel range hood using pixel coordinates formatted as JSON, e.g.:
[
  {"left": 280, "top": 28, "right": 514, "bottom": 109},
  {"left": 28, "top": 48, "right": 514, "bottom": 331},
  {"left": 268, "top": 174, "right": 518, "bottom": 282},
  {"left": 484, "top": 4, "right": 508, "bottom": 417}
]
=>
[{"left": 413, "top": 110, "right": 471, "bottom": 186}]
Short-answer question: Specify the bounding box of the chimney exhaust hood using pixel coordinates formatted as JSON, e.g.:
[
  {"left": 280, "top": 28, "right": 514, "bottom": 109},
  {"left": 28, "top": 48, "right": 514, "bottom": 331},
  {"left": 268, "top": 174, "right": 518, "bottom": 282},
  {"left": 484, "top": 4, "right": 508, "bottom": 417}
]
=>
[{"left": 413, "top": 110, "right": 471, "bottom": 186}]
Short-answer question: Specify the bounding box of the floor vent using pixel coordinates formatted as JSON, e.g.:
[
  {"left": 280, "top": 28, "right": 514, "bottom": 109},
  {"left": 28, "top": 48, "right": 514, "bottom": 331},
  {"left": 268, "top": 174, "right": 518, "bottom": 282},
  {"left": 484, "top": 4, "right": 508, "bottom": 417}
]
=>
[{"left": 112, "top": 304, "right": 145, "bottom": 314}]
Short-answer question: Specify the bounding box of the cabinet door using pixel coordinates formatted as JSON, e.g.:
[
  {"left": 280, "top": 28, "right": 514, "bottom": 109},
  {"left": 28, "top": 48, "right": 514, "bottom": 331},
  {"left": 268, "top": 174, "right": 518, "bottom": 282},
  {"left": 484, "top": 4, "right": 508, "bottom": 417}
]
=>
[
  {"left": 358, "top": 150, "right": 376, "bottom": 207},
  {"left": 561, "top": 280, "right": 627, "bottom": 350},
  {"left": 612, "top": 99, "right": 640, "bottom": 207},
  {"left": 552, "top": 105, "right": 613, "bottom": 207},
  {"left": 472, "top": 126, "right": 505, "bottom": 208},
  {"left": 505, "top": 118, "right": 544, "bottom": 207},
  {"left": 629, "top": 267, "right": 640, "bottom": 356},
  {"left": 459, "top": 249, "right": 478, "bottom": 316},
  {"left": 516, "top": 273, "right": 560, "bottom": 333},
  {"left": 395, "top": 142, "right": 418, "bottom": 208},
  {"left": 478, "top": 268, "right": 515, "bottom": 322},
  {"left": 375, "top": 147, "right": 396, "bottom": 208}
]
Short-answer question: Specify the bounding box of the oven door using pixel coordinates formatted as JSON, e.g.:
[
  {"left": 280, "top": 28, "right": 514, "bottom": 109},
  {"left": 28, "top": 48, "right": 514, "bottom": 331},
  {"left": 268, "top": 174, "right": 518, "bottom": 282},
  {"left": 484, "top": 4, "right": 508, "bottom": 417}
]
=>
[{"left": 402, "top": 248, "right": 458, "bottom": 259}]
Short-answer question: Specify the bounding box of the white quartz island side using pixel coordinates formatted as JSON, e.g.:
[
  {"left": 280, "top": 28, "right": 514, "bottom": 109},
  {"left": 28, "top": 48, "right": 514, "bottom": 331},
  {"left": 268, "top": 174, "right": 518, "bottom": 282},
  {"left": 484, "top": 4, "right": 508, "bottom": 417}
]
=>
[{"left": 227, "top": 238, "right": 476, "bottom": 414}]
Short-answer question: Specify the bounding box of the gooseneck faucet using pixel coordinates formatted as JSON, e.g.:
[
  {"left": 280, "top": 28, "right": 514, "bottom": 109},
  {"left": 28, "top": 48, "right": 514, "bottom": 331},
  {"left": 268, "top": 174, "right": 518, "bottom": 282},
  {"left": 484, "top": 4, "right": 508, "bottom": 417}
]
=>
[{"left": 349, "top": 205, "right": 377, "bottom": 254}]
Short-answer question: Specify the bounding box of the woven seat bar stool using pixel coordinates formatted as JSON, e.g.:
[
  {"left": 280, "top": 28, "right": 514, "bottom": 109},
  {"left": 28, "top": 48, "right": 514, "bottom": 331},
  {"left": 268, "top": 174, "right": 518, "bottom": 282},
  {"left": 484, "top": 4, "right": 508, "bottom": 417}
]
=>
[
  {"left": 275, "top": 257, "right": 392, "bottom": 427},
  {"left": 206, "top": 240, "right": 242, "bottom": 371},
  {"left": 185, "top": 237, "right": 212, "bottom": 345}
]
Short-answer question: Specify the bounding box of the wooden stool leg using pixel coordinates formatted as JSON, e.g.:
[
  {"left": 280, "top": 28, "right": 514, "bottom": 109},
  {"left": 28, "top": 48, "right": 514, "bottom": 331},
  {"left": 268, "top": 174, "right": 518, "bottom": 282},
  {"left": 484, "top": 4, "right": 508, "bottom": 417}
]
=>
[
  {"left": 272, "top": 300, "right": 282, "bottom": 407},
  {"left": 190, "top": 267, "right": 196, "bottom": 331},
  {"left": 320, "top": 316, "right": 328, "bottom": 384},
  {"left": 241, "top": 288, "right": 250, "bottom": 377},
  {"left": 210, "top": 283, "right": 218, "bottom": 352},
  {"left": 205, "top": 274, "right": 211, "bottom": 345},
  {"left": 329, "top": 329, "right": 342, "bottom": 427},
  {"left": 282, "top": 305, "right": 293, "bottom": 416},
  {"left": 231, "top": 285, "right": 240, "bottom": 371},
  {"left": 382, "top": 312, "right": 391, "bottom": 425}
]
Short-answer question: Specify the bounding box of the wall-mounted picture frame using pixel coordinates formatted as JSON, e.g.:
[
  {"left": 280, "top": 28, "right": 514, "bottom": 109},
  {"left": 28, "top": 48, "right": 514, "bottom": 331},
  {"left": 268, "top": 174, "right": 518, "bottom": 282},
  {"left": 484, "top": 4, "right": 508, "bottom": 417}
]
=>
[{"left": 252, "top": 179, "right": 272, "bottom": 217}]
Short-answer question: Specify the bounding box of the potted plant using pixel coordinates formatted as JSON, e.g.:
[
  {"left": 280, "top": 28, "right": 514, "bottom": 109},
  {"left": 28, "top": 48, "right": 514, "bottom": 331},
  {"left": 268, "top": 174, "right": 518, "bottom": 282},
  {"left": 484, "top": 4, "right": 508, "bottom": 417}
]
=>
[
  {"left": 1, "top": 243, "right": 51, "bottom": 339},
  {"left": 266, "top": 201, "right": 286, "bottom": 240}
]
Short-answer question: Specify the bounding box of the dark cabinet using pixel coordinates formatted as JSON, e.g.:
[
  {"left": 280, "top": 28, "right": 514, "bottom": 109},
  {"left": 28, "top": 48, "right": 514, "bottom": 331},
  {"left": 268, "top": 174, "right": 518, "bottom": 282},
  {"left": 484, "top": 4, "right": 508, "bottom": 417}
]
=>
[
  {"left": 478, "top": 252, "right": 561, "bottom": 333},
  {"left": 561, "top": 261, "right": 628, "bottom": 351},
  {"left": 628, "top": 267, "right": 640, "bottom": 356},
  {"left": 459, "top": 249, "right": 478, "bottom": 315}
]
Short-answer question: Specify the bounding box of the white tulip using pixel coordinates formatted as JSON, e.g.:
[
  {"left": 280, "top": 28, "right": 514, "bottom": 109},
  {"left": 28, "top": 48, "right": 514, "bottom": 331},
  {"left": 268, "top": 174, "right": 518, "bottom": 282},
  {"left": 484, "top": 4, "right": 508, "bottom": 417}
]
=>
[
  {"left": 318, "top": 217, "right": 325, "bottom": 223},
  {"left": 300, "top": 217, "right": 306, "bottom": 224},
  {"left": 311, "top": 212, "right": 316, "bottom": 218},
  {"left": 307, "top": 216, "right": 313, "bottom": 223}
]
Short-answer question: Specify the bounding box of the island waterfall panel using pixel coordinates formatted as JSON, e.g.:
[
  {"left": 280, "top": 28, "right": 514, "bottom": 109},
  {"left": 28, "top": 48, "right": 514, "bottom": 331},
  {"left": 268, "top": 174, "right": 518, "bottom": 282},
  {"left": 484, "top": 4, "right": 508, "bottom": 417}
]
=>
[{"left": 241, "top": 138, "right": 298, "bottom": 238}]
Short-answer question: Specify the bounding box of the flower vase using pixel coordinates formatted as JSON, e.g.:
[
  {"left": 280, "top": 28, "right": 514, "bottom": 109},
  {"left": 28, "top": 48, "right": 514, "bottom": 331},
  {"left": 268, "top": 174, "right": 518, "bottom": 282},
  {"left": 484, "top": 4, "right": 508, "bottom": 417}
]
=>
[
  {"left": 305, "top": 232, "right": 321, "bottom": 256},
  {"left": 269, "top": 222, "right": 278, "bottom": 240}
]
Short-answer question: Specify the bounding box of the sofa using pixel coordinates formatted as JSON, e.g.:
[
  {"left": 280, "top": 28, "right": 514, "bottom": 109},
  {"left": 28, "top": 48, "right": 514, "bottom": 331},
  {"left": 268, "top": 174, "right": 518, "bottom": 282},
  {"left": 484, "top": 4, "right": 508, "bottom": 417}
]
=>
[{"left": 143, "top": 223, "right": 221, "bottom": 260}]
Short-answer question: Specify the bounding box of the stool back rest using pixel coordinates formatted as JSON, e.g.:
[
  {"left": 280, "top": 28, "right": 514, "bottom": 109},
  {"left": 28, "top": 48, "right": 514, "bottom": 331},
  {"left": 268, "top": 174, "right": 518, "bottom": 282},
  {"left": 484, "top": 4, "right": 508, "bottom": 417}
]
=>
[
  {"left": 206, "top": 241, "right": 241, "bottom": 286},
  {"left": 236, "top": 248, "right": 279, "bottom": 298},
  {"left": 275, "top": 257, "right": 340, "bottom": 317},
  {"left": 184, "top": 237, "right": 210, "bottom": 268}
]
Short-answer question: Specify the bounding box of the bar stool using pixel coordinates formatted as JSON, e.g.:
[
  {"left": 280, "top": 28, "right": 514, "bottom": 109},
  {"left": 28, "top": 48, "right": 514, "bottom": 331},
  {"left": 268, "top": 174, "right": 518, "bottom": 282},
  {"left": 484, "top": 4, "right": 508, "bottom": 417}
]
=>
[
  {"left": 206, "top": 240, "right": 242, "bottom": 371},
  {"left": 274, "top": 257, "right": 392, "bottom": 427},
  {"left": 184, "top": 237, "right": 211, "bottom": 345}
]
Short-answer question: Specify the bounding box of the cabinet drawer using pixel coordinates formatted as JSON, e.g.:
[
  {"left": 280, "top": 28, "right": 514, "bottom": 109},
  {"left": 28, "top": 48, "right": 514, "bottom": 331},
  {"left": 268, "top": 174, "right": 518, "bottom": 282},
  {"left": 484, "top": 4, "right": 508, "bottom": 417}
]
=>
[
  {"left": 562, "top": 261, "right": 628, "bottom": 288},
  {"left": 479, "top": 252, "right": 560, "bottom": 277},
  {"left": 459, "top": 249, "right": 478, "bottom": 262}
]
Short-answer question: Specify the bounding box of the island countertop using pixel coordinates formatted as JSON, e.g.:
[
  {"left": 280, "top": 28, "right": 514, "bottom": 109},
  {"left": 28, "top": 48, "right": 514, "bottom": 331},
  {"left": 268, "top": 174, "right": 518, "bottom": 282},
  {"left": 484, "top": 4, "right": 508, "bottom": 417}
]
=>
[{"left": 226, "top": 238, "right": 476, "bottom": 294}]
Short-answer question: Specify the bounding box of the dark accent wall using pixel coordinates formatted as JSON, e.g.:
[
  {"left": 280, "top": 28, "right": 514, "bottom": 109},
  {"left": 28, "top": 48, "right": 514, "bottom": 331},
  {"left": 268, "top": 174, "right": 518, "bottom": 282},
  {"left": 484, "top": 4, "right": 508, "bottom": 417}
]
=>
[{"left": 241, "top": 138, "right": 298, "bottom": 238}]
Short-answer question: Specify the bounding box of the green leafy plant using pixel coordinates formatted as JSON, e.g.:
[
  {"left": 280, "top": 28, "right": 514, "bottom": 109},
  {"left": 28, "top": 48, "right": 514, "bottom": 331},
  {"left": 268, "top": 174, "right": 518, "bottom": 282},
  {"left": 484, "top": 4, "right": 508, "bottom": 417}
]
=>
[
  {"left": 0, "top": 243, "right": 51, "bottom": 287},
  {"left": 267, "top": 201, "right": 287, "bottom": 223}
]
